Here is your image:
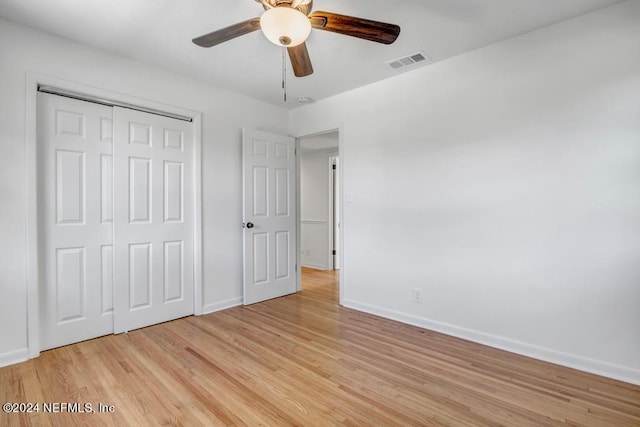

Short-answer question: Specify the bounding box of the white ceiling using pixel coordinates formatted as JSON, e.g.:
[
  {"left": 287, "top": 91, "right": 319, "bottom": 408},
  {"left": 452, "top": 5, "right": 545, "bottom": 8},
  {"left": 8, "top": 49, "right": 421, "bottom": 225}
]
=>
[{"left": 0, "top": 0, "right": 624, "bottom": 108}]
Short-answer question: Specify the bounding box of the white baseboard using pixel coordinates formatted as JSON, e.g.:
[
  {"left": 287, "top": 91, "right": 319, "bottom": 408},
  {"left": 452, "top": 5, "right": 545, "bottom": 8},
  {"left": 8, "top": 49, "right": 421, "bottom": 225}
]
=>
[
  {"left": 202, "top": 297, "right": 243, "bottom": 315},
  {"left": 0, "top": 348, "right": 29, "bottom": 368},
  {"left": 343, "top": 299, "right": 640, "bottom": 386}
]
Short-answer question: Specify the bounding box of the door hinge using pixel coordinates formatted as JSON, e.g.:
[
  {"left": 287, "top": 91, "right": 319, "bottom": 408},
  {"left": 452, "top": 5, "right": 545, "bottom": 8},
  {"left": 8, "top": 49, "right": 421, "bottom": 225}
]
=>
[
  {"left": 295, "top": 263, "right": 298, "bottom": 272},
  {"left": 332, "top": 164, "right": 336, "bottom": 170},
  {"left": 332, "top": 250, "right": 336, "bottom": 255}
]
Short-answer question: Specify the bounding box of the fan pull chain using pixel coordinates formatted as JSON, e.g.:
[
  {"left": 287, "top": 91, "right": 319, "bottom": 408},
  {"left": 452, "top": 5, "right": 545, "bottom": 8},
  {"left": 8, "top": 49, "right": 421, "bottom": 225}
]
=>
[{"left": 282, "top": 46, "right": 287, "bottom": 102}]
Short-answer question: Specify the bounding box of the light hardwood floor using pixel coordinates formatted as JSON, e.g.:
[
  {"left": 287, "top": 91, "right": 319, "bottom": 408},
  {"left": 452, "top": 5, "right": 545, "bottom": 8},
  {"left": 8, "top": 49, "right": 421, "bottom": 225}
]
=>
[{"left": 2, "top": 267, "right": 639, "bottom": 426}]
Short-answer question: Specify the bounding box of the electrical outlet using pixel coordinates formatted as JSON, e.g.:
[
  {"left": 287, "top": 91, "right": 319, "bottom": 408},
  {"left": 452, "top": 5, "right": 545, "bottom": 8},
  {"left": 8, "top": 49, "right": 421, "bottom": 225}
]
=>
[{"left": 412, "top": 288, "right": 423, "bottom": 304}]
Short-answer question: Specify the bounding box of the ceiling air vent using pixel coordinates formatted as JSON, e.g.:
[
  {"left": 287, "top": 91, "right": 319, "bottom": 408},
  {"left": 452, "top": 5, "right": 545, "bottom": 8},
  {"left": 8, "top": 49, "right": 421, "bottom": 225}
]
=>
[{"left": 386, "top": 51, "right": 430, "bottom": 71}]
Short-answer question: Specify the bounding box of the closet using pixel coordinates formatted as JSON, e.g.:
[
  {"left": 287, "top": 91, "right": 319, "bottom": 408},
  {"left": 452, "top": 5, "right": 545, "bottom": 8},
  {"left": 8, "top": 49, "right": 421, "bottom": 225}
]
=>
[{"left": 37, "top": 92, "right": 195, "bottom": 350}]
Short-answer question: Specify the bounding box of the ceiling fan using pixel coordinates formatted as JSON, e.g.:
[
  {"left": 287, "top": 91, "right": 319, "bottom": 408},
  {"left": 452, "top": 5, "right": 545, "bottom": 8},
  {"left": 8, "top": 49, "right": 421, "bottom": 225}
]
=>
[{"left": 192, "top": 0, "right": 401, "bottom": 78}]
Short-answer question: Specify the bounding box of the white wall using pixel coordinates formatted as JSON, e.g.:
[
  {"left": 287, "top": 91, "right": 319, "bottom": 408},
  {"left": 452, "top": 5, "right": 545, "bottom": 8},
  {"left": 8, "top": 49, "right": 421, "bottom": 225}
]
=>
[
  {"left": 0, "top": 18, "right": 288, "bottom": 365},
  {"left": 300, "top": 150, "right": 334, "bottom": 270},
  {"left": 290, "top": 1, "right": 640, "bottom": 384}
]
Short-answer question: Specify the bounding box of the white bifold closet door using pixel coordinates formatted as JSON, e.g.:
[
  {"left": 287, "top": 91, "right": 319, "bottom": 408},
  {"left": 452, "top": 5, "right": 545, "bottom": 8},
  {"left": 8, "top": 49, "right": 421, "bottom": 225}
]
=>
[
  {"left": 38, "top": 93, "right": 194, "bottom": 350},
  {"left": 112, "top": 107, "right": 194, "bottom": 333},
  {"left": 38, "top": 93, "right": 115, "bottom": 350}
]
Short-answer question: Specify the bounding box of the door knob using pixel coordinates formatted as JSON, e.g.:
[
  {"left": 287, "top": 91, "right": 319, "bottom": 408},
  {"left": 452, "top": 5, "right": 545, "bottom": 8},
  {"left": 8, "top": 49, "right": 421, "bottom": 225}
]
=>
[{"left": 246, "top": 222, "right": 254, "bottom": 229}]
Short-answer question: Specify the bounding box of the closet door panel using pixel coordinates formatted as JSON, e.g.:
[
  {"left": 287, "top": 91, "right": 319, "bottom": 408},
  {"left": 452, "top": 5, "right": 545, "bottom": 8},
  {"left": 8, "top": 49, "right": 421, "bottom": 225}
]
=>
[
  {"left": 38, "top": 92, "right": 114, "bottom": 350},
  {"left": 113, "top": 107, "right": 194, "bottom": 333}
]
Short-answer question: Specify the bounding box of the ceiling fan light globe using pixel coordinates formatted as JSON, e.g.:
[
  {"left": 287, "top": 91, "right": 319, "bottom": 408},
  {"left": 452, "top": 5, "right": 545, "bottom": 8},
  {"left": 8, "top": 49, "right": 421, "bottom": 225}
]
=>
[{"left": 260, "top": 7, "right": 311, "bottom": 47}]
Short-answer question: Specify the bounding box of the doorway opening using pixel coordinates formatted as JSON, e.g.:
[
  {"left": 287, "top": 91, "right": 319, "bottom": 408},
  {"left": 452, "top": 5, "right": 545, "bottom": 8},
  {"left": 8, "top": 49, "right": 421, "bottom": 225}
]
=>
[{"left": 297, "top": 130, "right": 341, "bottom": 301}]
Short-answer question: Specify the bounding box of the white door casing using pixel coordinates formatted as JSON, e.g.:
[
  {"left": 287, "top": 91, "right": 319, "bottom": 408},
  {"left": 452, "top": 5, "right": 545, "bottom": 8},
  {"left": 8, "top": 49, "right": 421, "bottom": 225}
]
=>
[
  {"left": 242, "top": 129, "right": 297, "bottom": 305},
  {"left": 331, "top": 156, "right": 340, "bottom": 270},
  {"left": 113, "top": 107, "right": 195, "bottom": 332},
  {"left": 38, "top": 92, "right": 115, "bottom": 350}
]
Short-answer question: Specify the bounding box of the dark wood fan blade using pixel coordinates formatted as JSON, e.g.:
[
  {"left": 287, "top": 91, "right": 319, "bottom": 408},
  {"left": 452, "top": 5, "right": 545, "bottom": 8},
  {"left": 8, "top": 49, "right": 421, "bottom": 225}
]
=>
[
  {"left": 192, "top": 18, "right": 261, "bottom": 47},
  {"left": 309, "top": 11, "right": 400, "bottom": 44},
  {"left": 288, "top": 43, "right": 314, "bottom": 77}
]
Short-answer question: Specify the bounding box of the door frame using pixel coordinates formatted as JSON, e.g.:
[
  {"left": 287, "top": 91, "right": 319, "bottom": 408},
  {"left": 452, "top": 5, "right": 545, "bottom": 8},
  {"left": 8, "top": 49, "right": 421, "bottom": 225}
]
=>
[
  {"left": 25, "top": 73, "right": 203, "bottom": 359},
  {"left": 329, "top": 155, "right": 340, "bottom": 270},
  {"left": 295, "top": 128, "right": 344, "bottom": 305}
]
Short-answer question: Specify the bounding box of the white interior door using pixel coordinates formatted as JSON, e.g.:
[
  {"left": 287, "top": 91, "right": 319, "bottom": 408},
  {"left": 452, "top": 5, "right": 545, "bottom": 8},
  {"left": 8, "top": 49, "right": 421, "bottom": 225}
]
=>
[
  {"left": 38, "top": 92, "right": 115, "bottom": 350},
  {"left": 113, "top": 107, "right": 194, "bottom": 332},
  {"left": 242, "top": 129, "right": 297, "bottom": 305}
]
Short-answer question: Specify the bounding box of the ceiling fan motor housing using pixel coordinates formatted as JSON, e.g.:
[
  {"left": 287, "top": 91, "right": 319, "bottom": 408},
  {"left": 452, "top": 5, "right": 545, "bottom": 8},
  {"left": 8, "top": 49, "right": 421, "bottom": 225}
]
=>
[{"left": 259, "top": 0, "right": 314, "bottom": 16}]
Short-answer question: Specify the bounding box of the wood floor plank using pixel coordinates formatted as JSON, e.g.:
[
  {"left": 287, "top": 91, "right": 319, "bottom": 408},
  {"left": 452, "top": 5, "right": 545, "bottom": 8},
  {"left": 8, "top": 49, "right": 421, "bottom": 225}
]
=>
[{"left": 1, "top": 267, "right": 639, "bottom": 426}]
